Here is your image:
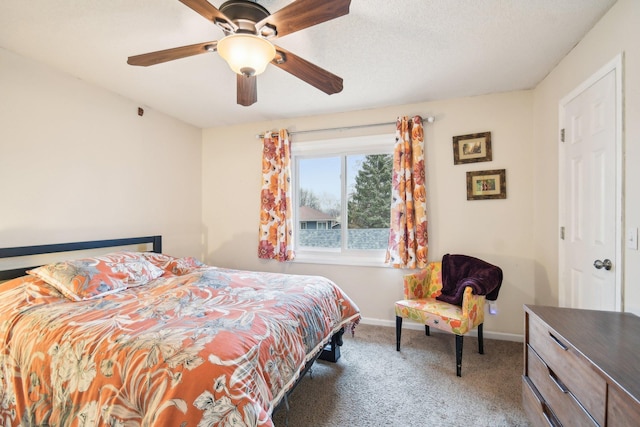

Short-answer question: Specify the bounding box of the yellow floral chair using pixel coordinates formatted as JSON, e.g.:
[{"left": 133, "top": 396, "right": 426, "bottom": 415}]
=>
[{"left": 395, "top": 261, "right": 487, "bottom": 377}]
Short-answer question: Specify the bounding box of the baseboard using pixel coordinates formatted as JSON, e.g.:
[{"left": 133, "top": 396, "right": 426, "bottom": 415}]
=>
[{"left": 359, "top": 316, "right": 524, "bottom": 343}]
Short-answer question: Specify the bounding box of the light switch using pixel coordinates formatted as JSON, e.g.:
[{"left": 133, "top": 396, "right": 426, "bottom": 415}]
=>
[{"left": 627, "top": 228, "right": 638, "bottom": 250}]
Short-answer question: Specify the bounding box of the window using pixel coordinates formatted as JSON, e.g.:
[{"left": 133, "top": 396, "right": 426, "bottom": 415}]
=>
[{"left": 292, "top": 134, "right": 393, "bottom": 266}]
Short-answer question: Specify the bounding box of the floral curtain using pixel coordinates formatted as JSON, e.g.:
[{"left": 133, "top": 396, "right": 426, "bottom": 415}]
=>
[
  {"left": 258, "top": 129, "right": 294, "bottom": 261},
  {"left": 386, "top": 116, "right": 428, "bottom": 269}
]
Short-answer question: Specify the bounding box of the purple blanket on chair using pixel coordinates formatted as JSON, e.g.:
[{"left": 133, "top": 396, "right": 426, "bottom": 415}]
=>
[{"left": 436, "top": 254, "right": 503, "bottom": 306}]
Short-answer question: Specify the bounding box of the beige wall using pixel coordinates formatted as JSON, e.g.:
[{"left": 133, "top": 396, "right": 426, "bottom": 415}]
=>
[
  {"left": 202, "top": 91, "right": 535, "bottom": 339},
  {"left": 532, "top": 0, "right": 640, "bottom": 315},
  {"left": 0, "top": 48, "right": 203, "bottom": 258}
]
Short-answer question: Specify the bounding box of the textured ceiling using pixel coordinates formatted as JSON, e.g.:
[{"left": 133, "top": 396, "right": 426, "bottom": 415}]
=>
[{"left": 0, "top": 0, "right": 617, "bottom": 128}]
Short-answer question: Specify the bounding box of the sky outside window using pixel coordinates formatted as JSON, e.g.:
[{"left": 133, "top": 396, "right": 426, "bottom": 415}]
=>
[{"left": 299, "top": 155, "right": 365, "bottom": 210}]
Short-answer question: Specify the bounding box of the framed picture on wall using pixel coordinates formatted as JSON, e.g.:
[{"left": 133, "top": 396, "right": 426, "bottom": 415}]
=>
[
  {"left": 466, "top": 169, "right": 506, "bottom": 200},
  {"left": 452, "top": 132, "right": 492, "bottom": 164}
]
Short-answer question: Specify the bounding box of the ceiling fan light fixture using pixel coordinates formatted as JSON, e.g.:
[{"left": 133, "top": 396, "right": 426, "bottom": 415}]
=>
[{"left": 217, "top": 33, "right": 276, "bottom": 77}]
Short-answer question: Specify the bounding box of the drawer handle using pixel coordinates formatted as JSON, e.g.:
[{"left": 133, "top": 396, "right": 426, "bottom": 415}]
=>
[
  {"left": 547, "top": 368, "right": 569, "bottom": 394},
  {"left": 541, "top": 402, "right": 558, "bottom": 426},
  {"left": 549, "top": 333, "right": 568, "bottom": 351}
]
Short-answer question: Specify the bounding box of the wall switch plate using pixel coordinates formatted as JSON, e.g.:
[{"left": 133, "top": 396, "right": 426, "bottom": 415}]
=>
[{"left": 627, "top": 228, "right": 638, "bottom": 250}]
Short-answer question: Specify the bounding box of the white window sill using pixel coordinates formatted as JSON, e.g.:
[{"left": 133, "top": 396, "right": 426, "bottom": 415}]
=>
[{"left": 292, "top": 252, "right": 390, "bottom": 268}]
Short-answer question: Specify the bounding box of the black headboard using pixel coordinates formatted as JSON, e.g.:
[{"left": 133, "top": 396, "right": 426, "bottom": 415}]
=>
[{"left": 0, "top": 235, "right": 162, "bottom": 281}]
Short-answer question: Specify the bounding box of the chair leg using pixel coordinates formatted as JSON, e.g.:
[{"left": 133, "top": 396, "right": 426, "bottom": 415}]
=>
[
  {"left": 478, "top": 323, "right": 484, "bottom": 354},
  {"left": 395, "top": 316, "right": 402, "bottom": 351},
  {"left": 425, "top": 325, "right": 430, "bottom": 336},
  {"left": 455, "top": 335, "right": 463, "bottom": 377}
]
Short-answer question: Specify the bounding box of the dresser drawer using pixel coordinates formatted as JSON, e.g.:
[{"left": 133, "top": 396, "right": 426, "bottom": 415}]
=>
[
  {"left": 527, "top": 345, "right": 597, "bottom": 426},
  {"left": 527, "top": 312, "right": 606, "bottom": 425},
  {"left": 522, "top": 375, "right": 560, "bottom": 426}
]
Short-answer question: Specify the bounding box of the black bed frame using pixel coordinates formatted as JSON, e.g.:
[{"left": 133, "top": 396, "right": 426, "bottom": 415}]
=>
[{"left": 0, "top": 235, "right": 162, "bottom": 281}]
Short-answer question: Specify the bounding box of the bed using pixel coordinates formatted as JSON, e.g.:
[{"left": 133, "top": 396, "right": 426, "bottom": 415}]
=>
[{"left": 0, "top": 236, "right": 360, "bottom": 426}]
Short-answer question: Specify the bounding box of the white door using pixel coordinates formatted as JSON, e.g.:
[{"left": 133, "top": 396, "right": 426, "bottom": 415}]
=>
[{"left": 559, "top": 57, "right": 622, "bottom": 311}]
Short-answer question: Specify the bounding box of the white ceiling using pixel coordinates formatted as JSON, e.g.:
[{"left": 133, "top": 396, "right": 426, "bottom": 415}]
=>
[{"left": 0, "top": 0, "right": 616, "bottom": 129}]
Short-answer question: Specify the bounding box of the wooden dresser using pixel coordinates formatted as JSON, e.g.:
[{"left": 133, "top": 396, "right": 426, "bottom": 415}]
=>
[{"left": 523, "top": 305, "right": 640, "bottom": 426}]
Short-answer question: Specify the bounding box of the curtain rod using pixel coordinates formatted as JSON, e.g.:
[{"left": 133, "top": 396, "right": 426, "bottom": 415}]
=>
[{"left": 255, "top": 115, "right": 435, "bottom": 139}]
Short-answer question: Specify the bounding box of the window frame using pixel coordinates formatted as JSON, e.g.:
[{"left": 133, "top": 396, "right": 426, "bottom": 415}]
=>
[{"left": 291, "top": 133, "right": 394, "bottom": 267}]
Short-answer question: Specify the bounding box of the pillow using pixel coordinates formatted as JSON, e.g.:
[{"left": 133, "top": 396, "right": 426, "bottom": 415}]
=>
[
  {"left": 141, "top": 252, "right": 206, "bottom": 276},
  {"left": 27, "top": 252, "right": 164, "bottom": 301},
  {"left": 165, "top": 256, "right": 206, "bottom": 275}
]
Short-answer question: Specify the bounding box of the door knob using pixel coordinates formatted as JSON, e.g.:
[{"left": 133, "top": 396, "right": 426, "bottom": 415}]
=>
[{"left": 593, "top": 259, "right": 612, "bottom": 270}]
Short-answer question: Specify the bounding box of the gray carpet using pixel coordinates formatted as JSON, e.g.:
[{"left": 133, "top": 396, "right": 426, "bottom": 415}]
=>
[{"left": 272, "top": 323, "right": 531, "bottom": 426}]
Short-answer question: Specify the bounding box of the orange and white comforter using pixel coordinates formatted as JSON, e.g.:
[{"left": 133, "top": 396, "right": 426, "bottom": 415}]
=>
[{"left": 0, "top": 266, "right": 360, "bottom": 426}]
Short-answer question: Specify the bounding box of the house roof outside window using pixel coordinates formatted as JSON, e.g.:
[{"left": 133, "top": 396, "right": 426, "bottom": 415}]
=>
[{"left": 298, "top": 206, "right": 336, "bottom": 222}]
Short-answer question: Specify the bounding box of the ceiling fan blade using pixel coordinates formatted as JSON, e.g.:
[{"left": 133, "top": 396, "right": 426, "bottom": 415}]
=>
[
  {"left": 179, "top": 0, "right": 234, "bottom": 28},
  {"left": 256, "top": 0, "right": 351, "bottom": 39},
  {"left": 272, "top": 46, "right": 343, "bottom": 95},
  {"left": 128, "top": 41, "right": 217, "bottom": 66},
  {"left": 237, "top": 74, "right": 257, "bottom": 106}
]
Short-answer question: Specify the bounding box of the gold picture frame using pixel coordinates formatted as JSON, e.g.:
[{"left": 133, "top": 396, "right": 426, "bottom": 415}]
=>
[
  {"left": 466, "top": 169, "right": 506, "bottom": 200},
  {"left": 453, "top": 132, "right": 492, "bottom": 164}
]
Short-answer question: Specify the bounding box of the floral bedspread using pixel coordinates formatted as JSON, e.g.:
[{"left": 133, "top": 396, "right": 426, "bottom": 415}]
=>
[{"left": 0, "top": 267, "right": 360, "bottom": 426}]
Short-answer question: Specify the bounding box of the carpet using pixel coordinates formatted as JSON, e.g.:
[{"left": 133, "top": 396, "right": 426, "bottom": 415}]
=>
[{"left": 272, "top": 323, "right": 531, "bottom": 426}]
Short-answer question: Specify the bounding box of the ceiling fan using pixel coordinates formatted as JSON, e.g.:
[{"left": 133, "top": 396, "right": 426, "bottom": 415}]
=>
[{"left": 127, "top": 0, "right": 351, "bottom": 106}]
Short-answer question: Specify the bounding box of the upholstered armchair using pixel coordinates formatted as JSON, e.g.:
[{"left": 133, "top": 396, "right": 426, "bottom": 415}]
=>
[{"left": 395, "top": 254, "right": 502, "bottom": 376}]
